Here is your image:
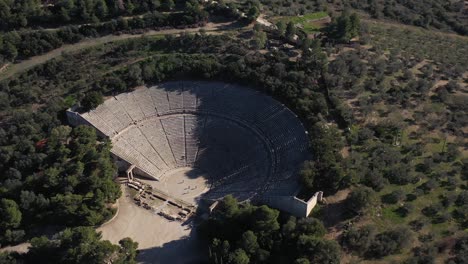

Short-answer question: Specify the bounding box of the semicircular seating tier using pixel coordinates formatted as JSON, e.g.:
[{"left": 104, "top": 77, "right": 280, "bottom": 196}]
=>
[{"left": 76, "top": 81, "right": 310, "bottom": 201}]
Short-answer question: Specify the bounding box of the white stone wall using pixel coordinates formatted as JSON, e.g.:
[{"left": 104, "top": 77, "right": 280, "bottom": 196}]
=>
[{"left": 264, "top": 191, "right": 323, "bottom": 217}]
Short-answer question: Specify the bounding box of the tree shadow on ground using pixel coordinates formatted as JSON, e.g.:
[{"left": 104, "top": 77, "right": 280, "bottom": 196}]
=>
[
  {"left": 136, "top": 225, "right": 208, "bottom": 264},
  {"left": 322, "top": 199, "right": 352, "bottom": 228}
]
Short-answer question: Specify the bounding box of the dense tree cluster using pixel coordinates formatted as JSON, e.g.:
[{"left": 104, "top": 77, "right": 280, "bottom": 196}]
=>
[
  {"left": 0, "top": 0, "right": 191, "bottom": 31},
  {"left": 206, "top": 2, "right": 243, "bottom": 21},
  {"left": 326, "top": 12, "right": 360, "bottom": 43},
  {"left": 0, "top": 227, "right": 138, "bottom": 264},
  {"left": 81, "top": 91, "right": 104, "bottom": 111},
  {"left": 300, "top": 122, "right": 345, "bottom": 193},
  {"left": 346, "top": 186, "right": 375, "bottom": 214},
  {"left": 0, "top": 124, "right": 120, "bottom": 245},
  {"left": 200, "top": 195, "right": 340, "bottom": 264},
  {"left": 259, "top": 0, "right": 327, "bottom": 16}
]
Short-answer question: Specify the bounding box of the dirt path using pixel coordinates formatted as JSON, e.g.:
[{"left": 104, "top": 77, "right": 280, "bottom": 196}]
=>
[
  {"left": 322, "top": 189, "right": 351, "bottom": 240},
  {"left": 256, "top": 15, "right": 274, "bottom": 27},
  {"left": 0, "top": 21, "right": 238, "bottom": 81},
  {"left": 0, "top": 243, "right": 30, "bottom": 254},
  {"left": 410, "top": 59, "right": 430, "bottom": 73}
]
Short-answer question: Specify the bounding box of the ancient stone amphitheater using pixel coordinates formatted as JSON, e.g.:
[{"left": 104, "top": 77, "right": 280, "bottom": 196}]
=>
[{"left": 68, "top": 81, "right": 316, "bottom": 216}]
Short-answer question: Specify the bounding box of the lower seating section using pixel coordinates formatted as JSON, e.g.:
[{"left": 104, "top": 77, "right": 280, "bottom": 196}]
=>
[
  {"left": 111, "top": 137, "right": 161, "bottom": 178},
  {"left": 119, "top": 127, "right": 169, "bottom": 171},
  {"left": 161, "top": 116, "right": 186, "bottom": 167},
  {"left": 138, "top": 120, "right": 177, "bottom": 167},
  {"left": 184, "top": 115, "right": 204, "bottom": 166},
  {"left": 77, "top": 81, "right": 310, "bottom": 202}
]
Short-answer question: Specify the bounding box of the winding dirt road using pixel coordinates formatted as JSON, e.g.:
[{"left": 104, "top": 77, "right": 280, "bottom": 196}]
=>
[{"left": 0, "top": 21, "right": 238, "bottom": 81}]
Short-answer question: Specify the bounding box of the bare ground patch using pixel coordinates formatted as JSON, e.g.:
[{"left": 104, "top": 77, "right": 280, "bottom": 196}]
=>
[
  {"left": 97, "top": 187, "right": 206, "bottom": 264},
  {"left": 322, "top": 189, "right": 351, "bottom": 240}
]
